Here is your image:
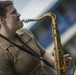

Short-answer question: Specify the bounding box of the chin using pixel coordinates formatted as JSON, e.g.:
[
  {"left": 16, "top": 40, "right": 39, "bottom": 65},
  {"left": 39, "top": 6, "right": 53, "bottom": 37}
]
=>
[
  {"left": 19, "top": 25, "right": 23, "bottom": 29},
  {"left": 19, "top": 21, "right": 23, "bottom": 27}
]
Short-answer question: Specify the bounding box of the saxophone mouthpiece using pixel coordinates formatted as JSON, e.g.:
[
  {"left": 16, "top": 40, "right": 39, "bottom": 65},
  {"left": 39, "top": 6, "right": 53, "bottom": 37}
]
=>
[
  {"left": 21, "top": 19, "right": 36, "bottom": 23},
  {"left": 21, "top": 19, "right": 29, "bottom": 23}
]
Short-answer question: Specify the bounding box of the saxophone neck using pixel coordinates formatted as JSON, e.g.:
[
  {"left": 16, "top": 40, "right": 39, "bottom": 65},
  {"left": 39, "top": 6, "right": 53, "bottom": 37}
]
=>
[{"left": 21, "top": 12, "right": 56, "bottom": 23}]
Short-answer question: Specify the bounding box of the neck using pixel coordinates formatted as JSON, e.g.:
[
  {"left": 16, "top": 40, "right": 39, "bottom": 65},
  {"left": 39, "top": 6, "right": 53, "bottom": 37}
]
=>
[
  {"left": 0, "top": 28, "right": 23, "bottom": 46},
  {"left": 0, "top": 29, "right": 16, "bottom": 40}
]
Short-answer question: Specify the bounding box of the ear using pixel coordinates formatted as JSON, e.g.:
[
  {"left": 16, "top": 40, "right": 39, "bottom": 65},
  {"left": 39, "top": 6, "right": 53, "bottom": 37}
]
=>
[{"left": 0, "top": 16, "right": 5, "bottom": 24}]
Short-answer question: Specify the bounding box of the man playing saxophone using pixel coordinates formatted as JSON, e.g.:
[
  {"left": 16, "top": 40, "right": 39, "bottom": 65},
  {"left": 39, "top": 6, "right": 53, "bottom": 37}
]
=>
[{"left": 0, "top": 1, "right": 72, "bottom": 75}]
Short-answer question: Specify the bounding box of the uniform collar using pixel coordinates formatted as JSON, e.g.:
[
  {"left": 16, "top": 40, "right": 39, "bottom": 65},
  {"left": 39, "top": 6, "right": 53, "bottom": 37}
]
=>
[{"left": 0, "top": 29, "right": 24, "bottom": 50}]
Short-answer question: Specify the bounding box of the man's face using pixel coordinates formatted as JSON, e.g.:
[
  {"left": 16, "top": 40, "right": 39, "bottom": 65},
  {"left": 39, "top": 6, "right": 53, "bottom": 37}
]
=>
[{"left": 4, "top": 5, "right": 23, "bottom": 31}]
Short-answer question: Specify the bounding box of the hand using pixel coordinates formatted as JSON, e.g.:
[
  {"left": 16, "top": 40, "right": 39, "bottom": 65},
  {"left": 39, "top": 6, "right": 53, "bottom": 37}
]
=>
[{"left": 64, "top": 54, "right": 72, "bottom": 66}]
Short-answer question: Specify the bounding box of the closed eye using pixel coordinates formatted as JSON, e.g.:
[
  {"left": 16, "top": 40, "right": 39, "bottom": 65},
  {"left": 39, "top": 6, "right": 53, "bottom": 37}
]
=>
[{"left": 11, "top": 9, "right": 17, "bottom": 14}]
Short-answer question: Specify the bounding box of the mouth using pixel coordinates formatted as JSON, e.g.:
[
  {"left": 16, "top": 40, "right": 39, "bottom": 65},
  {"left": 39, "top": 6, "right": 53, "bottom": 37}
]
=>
[
  {"left": 17, "top": 18, "right": 20, "bottom": 21},
  {"left": 16, "top": 18, "right": 23, "bottom": 25}
]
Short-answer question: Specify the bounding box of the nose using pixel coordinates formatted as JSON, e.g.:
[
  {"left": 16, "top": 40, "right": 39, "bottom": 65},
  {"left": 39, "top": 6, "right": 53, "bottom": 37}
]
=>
[{"left": 17, "top": 12, "right": 21, "bottom": 17}]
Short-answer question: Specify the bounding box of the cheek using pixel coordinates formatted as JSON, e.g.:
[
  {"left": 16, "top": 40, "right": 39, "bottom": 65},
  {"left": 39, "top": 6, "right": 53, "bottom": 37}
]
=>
[
  {"left": 9, "top": 19, "right": 17, "bottom": 27},
  {"left": 5, "top": 19, "right": 15, "bottom": 29},
  {"left": 6, "top": 18, "right": 13, "bottom": 24}
]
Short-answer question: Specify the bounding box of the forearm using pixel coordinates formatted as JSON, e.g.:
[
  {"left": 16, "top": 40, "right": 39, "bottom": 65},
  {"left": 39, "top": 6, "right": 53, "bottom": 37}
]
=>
[{"left": 42, "top": 52, "right": 55, "bottom": 67}]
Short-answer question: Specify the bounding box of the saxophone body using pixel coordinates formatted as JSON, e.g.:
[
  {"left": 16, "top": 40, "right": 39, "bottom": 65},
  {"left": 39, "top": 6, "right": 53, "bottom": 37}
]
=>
[
  {"left": 21, "top": 12, "right": 68, "bottom": 75},
  {"left": 50, "top": 14, "right": 68, "bottom": 75}
]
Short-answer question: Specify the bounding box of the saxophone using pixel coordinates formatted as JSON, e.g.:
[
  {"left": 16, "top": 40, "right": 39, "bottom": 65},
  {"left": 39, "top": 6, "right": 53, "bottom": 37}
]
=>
[{"left": 21, "top": 12, "right": 73, "bottom": 75}]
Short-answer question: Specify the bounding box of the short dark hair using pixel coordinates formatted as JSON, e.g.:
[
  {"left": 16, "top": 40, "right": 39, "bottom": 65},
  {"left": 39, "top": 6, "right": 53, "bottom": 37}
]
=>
[{"left": 0, "top": 1, "right": 13, "bottom": 17}]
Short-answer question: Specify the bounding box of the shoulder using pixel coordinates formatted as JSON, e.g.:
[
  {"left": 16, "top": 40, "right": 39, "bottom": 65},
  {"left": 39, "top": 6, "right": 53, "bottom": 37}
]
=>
[{"left": 16, "top": 28, "right": 33, "bottom": 35}]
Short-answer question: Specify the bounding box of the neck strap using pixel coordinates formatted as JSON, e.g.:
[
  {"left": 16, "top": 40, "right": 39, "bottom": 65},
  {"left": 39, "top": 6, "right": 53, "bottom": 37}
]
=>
[{"left": 0, "top": 34, "right": 54, "bottom": 69}]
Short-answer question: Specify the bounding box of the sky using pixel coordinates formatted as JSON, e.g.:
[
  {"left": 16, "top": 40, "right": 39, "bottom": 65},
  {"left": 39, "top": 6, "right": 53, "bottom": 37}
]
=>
[{"left": 13, "top": 0, "right": 58, "bottom": 28}]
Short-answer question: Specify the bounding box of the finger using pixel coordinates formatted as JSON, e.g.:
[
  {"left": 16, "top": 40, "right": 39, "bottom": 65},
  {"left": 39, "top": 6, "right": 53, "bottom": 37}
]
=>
[
  {"left": 66, "top": 57, "right": 72, "bottom": 62},
  {"left": 66, "top": 57, "right": 72, "bottom": 66},
  {"left": 64, "top": 54, "right": 70, "bottom": 58}
]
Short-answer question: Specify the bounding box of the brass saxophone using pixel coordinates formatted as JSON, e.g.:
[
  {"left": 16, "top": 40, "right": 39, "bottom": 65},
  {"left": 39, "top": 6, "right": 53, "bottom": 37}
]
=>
[{"left": 21, "top": 12, "right": 71, "bottom": 75}]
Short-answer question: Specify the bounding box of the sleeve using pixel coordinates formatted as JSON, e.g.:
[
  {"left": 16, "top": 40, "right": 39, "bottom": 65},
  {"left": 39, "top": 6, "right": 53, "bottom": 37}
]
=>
[
  {"left": 23, "top": 28, "right": 46, "bottom": 57},
  {"left": 34, "top": 37, "right": 46, "bottom": 57},
  {"left": 0, "top": 47, "right": 15, "bottom": 75}
]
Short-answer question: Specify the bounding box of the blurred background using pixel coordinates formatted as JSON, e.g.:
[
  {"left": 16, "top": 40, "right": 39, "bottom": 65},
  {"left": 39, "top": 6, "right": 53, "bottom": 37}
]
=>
[{"left": 13, "top": 0, "right": 76, "bottom": 75}]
